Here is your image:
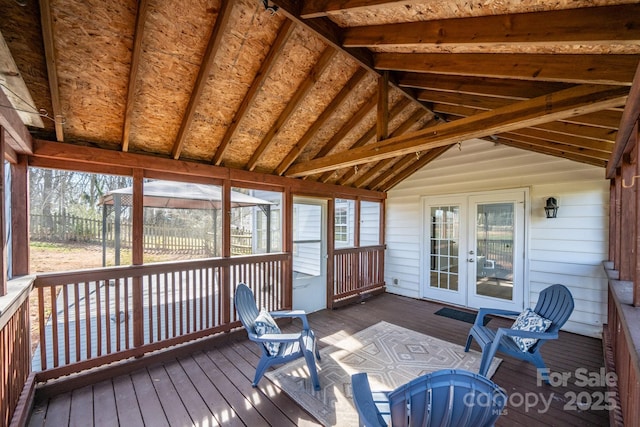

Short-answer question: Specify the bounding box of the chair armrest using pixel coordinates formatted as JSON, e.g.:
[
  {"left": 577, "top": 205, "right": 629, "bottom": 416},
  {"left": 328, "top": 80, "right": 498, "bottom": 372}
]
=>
[
  {"left": 474, "top": 308, "right": 520, "bottom": 326},
  {"left": 351, "top": 373, "right": 387, "bottom": 427},
  {"left": 249, "top": 332, "right": 302, "bottom": 343},
  {"left": 495, "top": 327, "right": 559, "bottom": 341},
  {"left": 270, "top": 310, "right": 310, "bottom": 329}
]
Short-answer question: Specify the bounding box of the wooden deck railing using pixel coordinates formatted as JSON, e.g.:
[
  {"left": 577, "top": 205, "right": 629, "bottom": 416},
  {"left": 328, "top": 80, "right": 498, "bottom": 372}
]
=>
[
  {"left": 604, "top": 265, "right": 640, "bottom": 427},
  {"left": 1, "top": 278, "right": 34, "bottom": 427},
  {"left": 332, "top": 245, "right": 385, "bottom": 307},
  {"left": 33, "top": 253, "right": 289, "bottom": 381}
]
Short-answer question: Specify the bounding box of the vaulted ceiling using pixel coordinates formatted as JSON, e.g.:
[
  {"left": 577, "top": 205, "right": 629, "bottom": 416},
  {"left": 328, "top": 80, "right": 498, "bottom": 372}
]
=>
[{"left": 1, "top": 0, "right": 639, "bottom": 191}]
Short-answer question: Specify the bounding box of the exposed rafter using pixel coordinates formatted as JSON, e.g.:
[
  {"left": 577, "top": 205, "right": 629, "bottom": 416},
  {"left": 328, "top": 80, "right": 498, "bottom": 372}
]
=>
[
  {"left": 121, "top": 0, "right": 149, "bottom": 152},
  {"left": 286, "top": 84, "right": 629, "bottom": 177},
  {"left": 272, "top": 0, "right": 433, "bottom": 114},
  {"left": 39, "top": 0, "right": 64, "bottom": 142},
  {"left": 247, "top": 47, "right": 336, "bottom": 171},
  {"left": 275, "top": 67, "right": 368, "bottom": 175},
  {"left": 172, "top": 0, "right": 233, "bottom": 160},
  {"left": 398, "top": 73, "right": 571, "bottom": 100},
  {"left": 211, "top": 19, "right": 295, "bottom": 166},
  {"left": 495, "top": 136, "right": 607, "bottom": 168}
]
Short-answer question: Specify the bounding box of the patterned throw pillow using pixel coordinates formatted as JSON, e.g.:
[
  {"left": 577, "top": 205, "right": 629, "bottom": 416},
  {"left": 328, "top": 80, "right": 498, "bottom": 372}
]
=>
[
  {"left": 254, "top": 309, "right": 281, "bottom": 356},
  {"left": 510, "top": 308, "right": 552, "bottom": 352}
]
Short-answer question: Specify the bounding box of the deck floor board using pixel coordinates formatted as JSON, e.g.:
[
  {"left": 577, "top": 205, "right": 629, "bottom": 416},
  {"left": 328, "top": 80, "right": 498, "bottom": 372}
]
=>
[{"left": 28, "top": 293, "right": 610, "bottom": 426}]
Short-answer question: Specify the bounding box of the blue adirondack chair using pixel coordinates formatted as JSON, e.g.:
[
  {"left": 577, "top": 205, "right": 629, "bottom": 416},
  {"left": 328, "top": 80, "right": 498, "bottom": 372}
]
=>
[
  {"left": 464, "top": 284, "right": 574, "bottom": 383},
  {"left": 234, "top": 283, "right": 321, "bottom": 390},
  {"left": 351, "top": 369, "right": 507, "bottom": 427}
]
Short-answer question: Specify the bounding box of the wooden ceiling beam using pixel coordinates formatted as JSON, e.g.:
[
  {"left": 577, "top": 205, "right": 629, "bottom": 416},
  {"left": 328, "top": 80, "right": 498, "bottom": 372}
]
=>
[
  {"left": 375, "top": 53, "right": 639, "bottom": 85},
  {"left": 0, "top": 88, "right": 33, "bottom": 154},
  {"left": 247, "top": 47, "right": 336, "bottom": 171},
  {"left": 343, "top": 4, "right": 640, "bottom": 47},
  {"left": 212, "top": 19, "right": 295, "bottom": 166},
  {"left": 275, "top": 67, "right": 367, "bottom": 175},
  {"left": 286, "top": 84, "right": 629, "bottom": 177},
  {"left": 39, "top": 0, "right": 64, "bottom": 142},
  {"left": 400, "top": 73, "right": 571, "bottom": 100},
  {"left": 377, "top": 71, "right": 389, "bottom": 141},
  {"left": 507, "top": 128, "right": 614, "bottom": 152},
  {"left": 562, "top": 110, "right": 623, "bottom": 130},
  {"left": 419, "top": 90, "right": 514, "bottom": 110},
  {"left": 434, "top": 103, "right": 617, "bottom": 143},
  {"left": 172, "top": 0, "right": 233, "bottom": 160},
  {"left": 121, "top": 0, "right": 149, "bottom": 152},
  {"left": 300, "top": 0, "right": 403, "bottom": 18},
  {"left": 494, "top": 136, "right": 607, "bottom": 167},
  {"left": 500, "top": 132, "right": 610, "bottom": 160},
  {"left": 434, "top": 102, "right": 623, "bottom": 133},
  {"left": 30, "top": 139, "right": 385, "bottom": 199}
]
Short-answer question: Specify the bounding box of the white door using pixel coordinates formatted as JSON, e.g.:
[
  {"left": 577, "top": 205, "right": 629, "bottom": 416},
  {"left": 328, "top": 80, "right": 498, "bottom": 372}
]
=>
[
  {"left": 292, "top": 198, "right": 327, "bottom": 313},
  {"left": 423, "top": 190, "right": 526, "bottom": 311}
]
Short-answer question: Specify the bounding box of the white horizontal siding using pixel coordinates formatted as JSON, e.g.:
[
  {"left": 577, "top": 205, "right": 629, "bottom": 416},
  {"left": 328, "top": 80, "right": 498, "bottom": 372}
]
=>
[{"left": 386, "top": 139, "right": 609, "bottom": 338}]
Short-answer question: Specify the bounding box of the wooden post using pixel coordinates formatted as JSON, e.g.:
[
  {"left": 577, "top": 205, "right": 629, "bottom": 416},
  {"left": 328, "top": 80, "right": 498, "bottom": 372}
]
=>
[
  {"left": 326, "top": 198, "right": 334, "bottom": 309},
  {"left": 621, "top": 160, "right": 635, "bottom": 281},
  {"left": 609, "top": 179, "right": 616, "bottom": 263},
  {"left": 11, "top": 155, "right": 29, "bottom": 276},
  {"left": 634, "top": 123, "right": 640, "bottom": 306},
  {"left": 132, "top": 169, "right": 144, "bottom": 349},
  {"left": 222, "top": 181, "right": 231, "bottom": 324},
  {"left": 615, "top": 170, "right": 622, "bottom": 272},
  {"left": 377, "top": 71, "right": 389, "bottom": 142},
  {"left": 283, "top": 188, "right": 293, "bottom": 309},
  {"left": 0, "top": 129, "right": 5, "bottom": 295}
]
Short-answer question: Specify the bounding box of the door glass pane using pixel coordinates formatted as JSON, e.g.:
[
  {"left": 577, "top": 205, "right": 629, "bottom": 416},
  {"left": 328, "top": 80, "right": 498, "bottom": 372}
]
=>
[
  {"left": 429, "top": 206, "right": 459, "bottom": 291},
  {"left": 293, "top": 204, "right": 322, "bottom": 278},
  {"left": 476, "top": 203, "right": 513, "bottom": 300}
]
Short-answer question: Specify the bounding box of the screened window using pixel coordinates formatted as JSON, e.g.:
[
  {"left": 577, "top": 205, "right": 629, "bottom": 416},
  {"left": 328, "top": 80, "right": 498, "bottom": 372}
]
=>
[
  {"left": 335, "top": 198, "right": 355, "bottom": 248},
  {"left": 360, "top": 200, "right": 381, "bottom": 246},
  {"left": 231, "top": 187, "right": 282, "bottom": 256}
]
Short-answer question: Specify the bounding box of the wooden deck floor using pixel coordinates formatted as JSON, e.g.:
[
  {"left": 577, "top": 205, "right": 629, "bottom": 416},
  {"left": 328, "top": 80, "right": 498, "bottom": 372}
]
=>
[{"left": 28, "top": 293, "right": 610, "bottom": 426}]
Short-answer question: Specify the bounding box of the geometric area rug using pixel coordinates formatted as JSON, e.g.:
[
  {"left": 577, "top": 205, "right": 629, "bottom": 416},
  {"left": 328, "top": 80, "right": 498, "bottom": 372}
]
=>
[{"left": 266, "top": 321, "right": 502, "bottom": 426}]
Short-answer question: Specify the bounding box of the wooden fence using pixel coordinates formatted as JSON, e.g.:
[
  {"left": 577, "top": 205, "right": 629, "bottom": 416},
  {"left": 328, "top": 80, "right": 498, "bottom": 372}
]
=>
[
  {"left": 32, "top": 254, "right": 289, "bottom": 381},
  {"left": 30, "top": 213, "right": 252, "bottom": 255}
]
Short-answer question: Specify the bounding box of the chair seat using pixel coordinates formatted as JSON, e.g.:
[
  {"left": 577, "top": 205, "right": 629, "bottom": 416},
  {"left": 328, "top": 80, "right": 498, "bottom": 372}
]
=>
[{"left": 470, "top": 325, "right": 522, "bottom": 354}]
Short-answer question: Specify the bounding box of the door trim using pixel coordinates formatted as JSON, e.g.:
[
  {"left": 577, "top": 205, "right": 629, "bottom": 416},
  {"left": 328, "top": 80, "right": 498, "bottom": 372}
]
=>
[{"left": 421, "top": 188, "right": 529, "bottom": 310}]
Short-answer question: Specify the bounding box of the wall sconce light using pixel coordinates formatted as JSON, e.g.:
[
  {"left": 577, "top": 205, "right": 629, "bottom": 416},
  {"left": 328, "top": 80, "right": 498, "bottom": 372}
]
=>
[{"left": 544, "top": 197, "right": 559, "bottom": 219}]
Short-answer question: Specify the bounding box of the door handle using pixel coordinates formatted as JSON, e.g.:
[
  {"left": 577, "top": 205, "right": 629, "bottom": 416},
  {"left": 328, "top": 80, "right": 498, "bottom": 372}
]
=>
[{"left": 468, "top": 258, "right": 475, "bottom": 262}]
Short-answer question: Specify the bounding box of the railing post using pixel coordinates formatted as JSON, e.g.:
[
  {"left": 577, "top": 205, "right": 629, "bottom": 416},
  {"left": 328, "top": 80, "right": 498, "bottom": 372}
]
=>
[
  {"left": 132, "top": 170, "right": 144, "bottom": 350},
  {"left": 222, "top": 182, "right": 231, "bottom": 325}
]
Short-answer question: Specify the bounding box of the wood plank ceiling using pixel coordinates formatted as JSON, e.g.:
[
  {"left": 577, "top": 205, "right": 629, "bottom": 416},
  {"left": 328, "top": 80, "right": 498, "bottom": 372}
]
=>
[{"left": 1, "top": 0, "right": 639, "bottom": 191}]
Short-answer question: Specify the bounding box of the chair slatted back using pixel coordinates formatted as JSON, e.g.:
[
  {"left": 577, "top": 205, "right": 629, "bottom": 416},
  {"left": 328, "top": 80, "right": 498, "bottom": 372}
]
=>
[
  {"left": 387, "top": 369, "right": 506, "bottom": 427},
  {"left": 235, "top": 283, "right": 260, "bottom": 332},
  {"left": 530, "top": 284, "right": 574, "bottom": 354}
]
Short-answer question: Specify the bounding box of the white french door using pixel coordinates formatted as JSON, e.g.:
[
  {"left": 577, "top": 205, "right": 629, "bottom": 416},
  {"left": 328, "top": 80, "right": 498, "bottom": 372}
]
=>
[{"left": 422, "top": 190, "right": 526, "bottom": 311}]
